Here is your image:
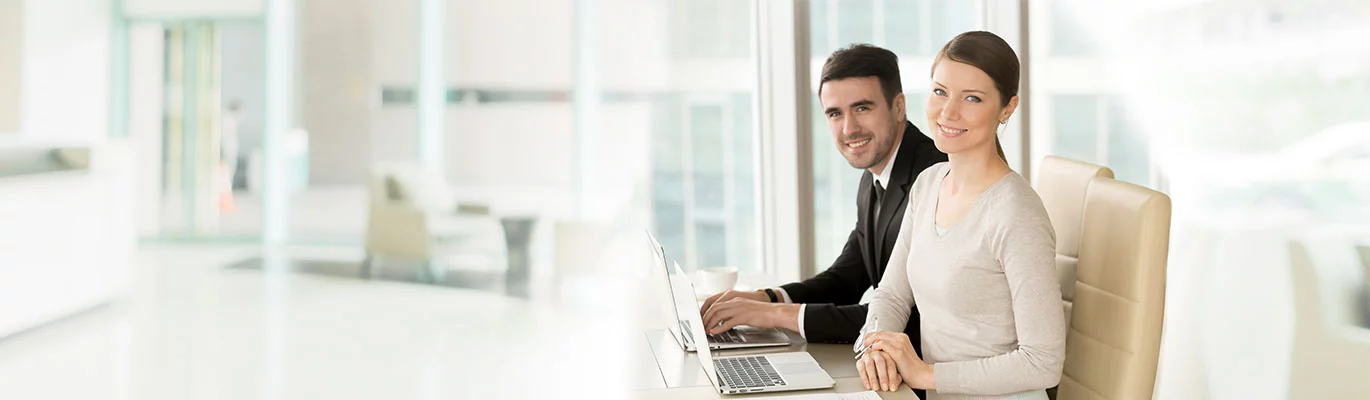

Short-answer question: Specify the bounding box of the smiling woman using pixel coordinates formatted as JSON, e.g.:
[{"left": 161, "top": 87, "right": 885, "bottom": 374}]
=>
[
  {"left": 926, "top": 31, "right": 1020, "bottom": 164},
  {"left": 859, "top": 31, "right": 1065, "bottom": 399}
]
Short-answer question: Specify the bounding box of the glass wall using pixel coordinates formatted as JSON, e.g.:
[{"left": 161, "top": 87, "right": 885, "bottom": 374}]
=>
[{"left": 442, "top": 0, "right": 761, "bottom": 274}]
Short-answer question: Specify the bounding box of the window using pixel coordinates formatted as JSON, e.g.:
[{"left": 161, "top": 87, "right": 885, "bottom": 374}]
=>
[{"left": 444, "top": 0, "right": 762, "bottom": 274}]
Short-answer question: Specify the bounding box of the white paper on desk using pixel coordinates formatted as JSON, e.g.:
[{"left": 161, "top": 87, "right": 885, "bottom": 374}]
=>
[{"left": 754, "top": 390, "right": 882, "bottom": 400}]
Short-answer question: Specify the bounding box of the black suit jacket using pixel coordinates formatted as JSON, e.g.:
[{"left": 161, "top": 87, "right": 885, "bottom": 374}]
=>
[{"left": 781, "top": 121, "right": 947, "bottom": 344}]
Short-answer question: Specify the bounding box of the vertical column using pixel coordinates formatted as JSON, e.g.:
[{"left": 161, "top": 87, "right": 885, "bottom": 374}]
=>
[
  {"left": 109, "top": 0, "right": 129, "bottom": 138},
  {"left": 417, "top": 0, "right": 445, "bottom": 169},
  {"left": 756, "top": 0, "right": 814, "bottom": 281},
  {"left": 182, "top": 24, "right": 202, "bottom": 233},
  {"left": 263, "top": 0, "right": 297, "bottom": 244},
  {"left": 573, "top": 0, "right": 600, "bottom": 219}
]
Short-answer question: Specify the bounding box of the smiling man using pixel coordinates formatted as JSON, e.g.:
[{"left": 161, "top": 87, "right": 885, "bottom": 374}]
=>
[{"left": 700, "top": 44, "right": 946, "bottom": 349}]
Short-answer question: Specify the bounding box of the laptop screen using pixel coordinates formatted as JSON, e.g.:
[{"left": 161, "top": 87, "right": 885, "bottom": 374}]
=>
[
  {"left": 670, "top": 262, "right": 723, "bottom": 391},
  {"left": 646, "top": 232, "right": 688, "bottom": 332},
  {"left": 645, "top": 232, "right": 723, "bottom": 390}
]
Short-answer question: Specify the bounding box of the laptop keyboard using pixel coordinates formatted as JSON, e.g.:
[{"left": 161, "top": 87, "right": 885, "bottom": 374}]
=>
[
  {"left": 715, "top": 356, "right": 786, "bottom": 389},
  {"left": 708, "top": 329, "right": 745, "bottom": 344},
  {"left": 681, "top": 321, "right": 746, "bottom": 345}
]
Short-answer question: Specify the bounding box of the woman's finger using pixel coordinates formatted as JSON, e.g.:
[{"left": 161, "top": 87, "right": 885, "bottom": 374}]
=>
[
  {"left": 864, "top": 354, "right": 878, "bottom": 390},
  {"left": 863, "top": 331, "right": 884, "bottom": 347},
  {"left": 883, "top": 354, "right": 901, "bottom": 391},
  {"left": 854, "top": 353, "right": 865, "bottom": 389},
  {"left": 873, "top": 352, "right": 892, "bottom": 391},
  {"left": 869, "top": 340, "right": 901, "bottom": 358}
]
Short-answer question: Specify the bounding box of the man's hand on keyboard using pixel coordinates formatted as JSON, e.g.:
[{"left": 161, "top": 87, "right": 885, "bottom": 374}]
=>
[
  {"left": 701, "top": 296, "right": 801, "bottom": 335},
  {"left": 700, "top": 289, "right": 770, "bottom": 316}
]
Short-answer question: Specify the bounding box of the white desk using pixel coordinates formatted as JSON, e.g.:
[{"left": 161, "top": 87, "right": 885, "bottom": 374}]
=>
[{"left": 634, "top": 328, "right": 918, "bottom": 399}]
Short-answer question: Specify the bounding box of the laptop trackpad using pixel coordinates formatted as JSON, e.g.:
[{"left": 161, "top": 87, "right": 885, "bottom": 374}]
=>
[{"left": 775, "top": 362, "right": 823, "bottom": 376}]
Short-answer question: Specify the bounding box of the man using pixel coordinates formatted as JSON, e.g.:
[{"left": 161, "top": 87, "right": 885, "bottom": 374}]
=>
[{"left": 701, "top": 44, "right": 947, "bottom": 345}]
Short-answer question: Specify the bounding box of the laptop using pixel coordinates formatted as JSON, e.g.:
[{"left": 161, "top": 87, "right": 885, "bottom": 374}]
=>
[
  {"left": 668, "top": 259, "right": 836, "bottom": 394},
  {"left": 645, "top": 232, "right": 792, "bottom": 350}
]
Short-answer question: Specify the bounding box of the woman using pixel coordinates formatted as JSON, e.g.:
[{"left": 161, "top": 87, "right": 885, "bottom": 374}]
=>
[{"left": 854, "top": 31, "right": 1065, "bottom": 399}]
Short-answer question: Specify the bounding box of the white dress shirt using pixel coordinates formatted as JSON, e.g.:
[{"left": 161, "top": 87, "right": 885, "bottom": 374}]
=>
[{"left": 773, "top": 135, "right": 902, "bottom": 338}]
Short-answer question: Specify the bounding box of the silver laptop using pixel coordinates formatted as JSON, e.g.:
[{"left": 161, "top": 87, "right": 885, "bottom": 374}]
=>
[
  {"left": 668, "top": 261, "right": 836, "bottom": 394},
  {"left": 645, "top": 232, "right": 792, "bottom": 350}
]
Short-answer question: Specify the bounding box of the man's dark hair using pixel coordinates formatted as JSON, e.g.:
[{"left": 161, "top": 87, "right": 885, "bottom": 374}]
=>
[{"left": 818, "top": 44, "right": 902, "bottom": 106}]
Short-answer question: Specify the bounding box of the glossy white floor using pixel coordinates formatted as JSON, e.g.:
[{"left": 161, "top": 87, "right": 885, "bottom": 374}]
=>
[{"left": 0, "top": 244, "right": 651, "bottom": 399}]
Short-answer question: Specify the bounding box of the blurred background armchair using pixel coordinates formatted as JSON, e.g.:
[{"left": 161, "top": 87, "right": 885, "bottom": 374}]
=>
[
  {"left": 364, "top": 162, "right": 501, "bottom": 282},
  {"left": 1287, "top": 241, "right": 1370, "bottom": 398}
]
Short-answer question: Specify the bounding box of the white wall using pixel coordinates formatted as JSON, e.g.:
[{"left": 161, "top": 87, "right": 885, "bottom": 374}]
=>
[
  {"left": 299, "top": 0, "right": 372, "bottom": 184},
  {"left": 446, "top": 0, "right": 573, "bottom": 89},
  {"left": 20, "top": 0, "right": 109, "bottom": 141},
  {"left": 123, "top": 0, "right": 261, "bottom": 19},
  {"left": 129, "top": 23, "right": 165, "bottom": 236},
  {"left": 0, "top": 0, "right": 19, "bottom": 133},
  {"left": 0, "top": 0, "right": 135, "bottom": 339}
]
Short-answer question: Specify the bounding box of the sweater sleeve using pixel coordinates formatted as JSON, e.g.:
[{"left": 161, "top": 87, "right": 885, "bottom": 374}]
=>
[
  {"left": 933, "top": 202, "right": 1066, "bottom": 395},
  {"left": 864, "top": 184, "right": 919, "bottom": 334}
]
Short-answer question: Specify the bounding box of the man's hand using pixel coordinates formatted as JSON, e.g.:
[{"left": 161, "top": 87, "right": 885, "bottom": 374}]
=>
[
  {"left": 701, "top": 297, "right": 801, "bottom": 334},
  {"left": 700, "top": 289, "right": 770, "bottom": 314}
]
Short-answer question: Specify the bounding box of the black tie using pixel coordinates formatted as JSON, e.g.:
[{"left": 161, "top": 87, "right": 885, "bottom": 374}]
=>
[
  {"left": 870, "top": 181, "right": 885, "bottom": 262},
  {"left": 873, "top": 182, "right": 886, "bottom": 217}
]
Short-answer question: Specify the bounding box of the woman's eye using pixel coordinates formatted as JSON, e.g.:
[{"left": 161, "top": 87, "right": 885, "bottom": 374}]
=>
[
  {"left": 966, "top": 95, "right": 981, "bottom": 103},
  {"left": 933, "top": 88, "right": 946, "bottom": 96}
]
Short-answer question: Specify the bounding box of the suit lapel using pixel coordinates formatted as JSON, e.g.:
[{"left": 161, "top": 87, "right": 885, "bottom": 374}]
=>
[
  {"left": 873, "top": 122, "right": 922, "bottom": 264},
  {"left": 873, "top": 181, "right": 905, "bottom": 260}
]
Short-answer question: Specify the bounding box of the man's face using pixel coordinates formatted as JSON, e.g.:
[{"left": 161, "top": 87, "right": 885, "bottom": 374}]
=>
[{"left": 819, "top": 77, "right": 905, "bottom": 173}]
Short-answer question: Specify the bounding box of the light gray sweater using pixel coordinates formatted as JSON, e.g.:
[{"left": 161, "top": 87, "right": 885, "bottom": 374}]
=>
[{"left": 865, "top": 162, "right": 1065, "bottom": 399}]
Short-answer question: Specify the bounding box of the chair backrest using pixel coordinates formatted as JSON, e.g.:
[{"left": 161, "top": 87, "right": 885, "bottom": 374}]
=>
[
  {"left": 1036, "top": 156, "right": 1114, "bottom": 326},
  {"left": 1058, "top": 177, "right": 1171, "bottom": 400},
  {"left": 364, "top": 163, "right": 434, "bottom": 259},
  {"left": 369, "top": 162, "right": 453, "bottom": 211}
]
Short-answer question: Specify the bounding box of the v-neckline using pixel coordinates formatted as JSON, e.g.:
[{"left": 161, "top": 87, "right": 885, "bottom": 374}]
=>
[{"left": 931, "top": 166, "right": 1013, "bottom": 238}]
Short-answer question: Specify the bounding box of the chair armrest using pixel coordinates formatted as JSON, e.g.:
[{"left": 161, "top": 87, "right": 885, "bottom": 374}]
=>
[{"left": 455, "top": 203, "right": 491, "bottom": 215}]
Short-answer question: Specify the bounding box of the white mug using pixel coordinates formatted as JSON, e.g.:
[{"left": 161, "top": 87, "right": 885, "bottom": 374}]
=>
[{"left": 698, "top": 266, "right": 739, "bottom": 295}]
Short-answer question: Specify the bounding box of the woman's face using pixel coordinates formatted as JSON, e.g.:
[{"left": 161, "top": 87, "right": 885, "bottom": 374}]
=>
[{"left": 925, "top": 59, "right": 1015, "bottom": 157}]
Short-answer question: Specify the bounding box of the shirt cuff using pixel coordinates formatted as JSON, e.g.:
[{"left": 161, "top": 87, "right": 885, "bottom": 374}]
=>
[
  {"left": 796, "top": 303, "right": 807, "bottom": 339},
  {"left": 772, "top": 287, "right": 793, "bottom": 303}
]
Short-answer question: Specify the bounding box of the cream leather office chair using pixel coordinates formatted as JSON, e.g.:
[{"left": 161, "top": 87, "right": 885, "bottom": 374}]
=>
[
  {"left": 1287, "top": 242, "right": 1370, "bottom": 398},
  {"left": 364, "top": 163, "right": 496, "bottom": 282},
  {"left": 1058, "top": 177, "right": 1171, "bottom": 400},
  {"left": 1036, "top": 156, "right": 1114, "bottom": 328}
]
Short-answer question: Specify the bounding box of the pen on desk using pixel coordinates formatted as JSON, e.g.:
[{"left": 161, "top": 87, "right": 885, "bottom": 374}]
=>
[{"left": 853, "top": 317, "right": 877, "bottom": 359}]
